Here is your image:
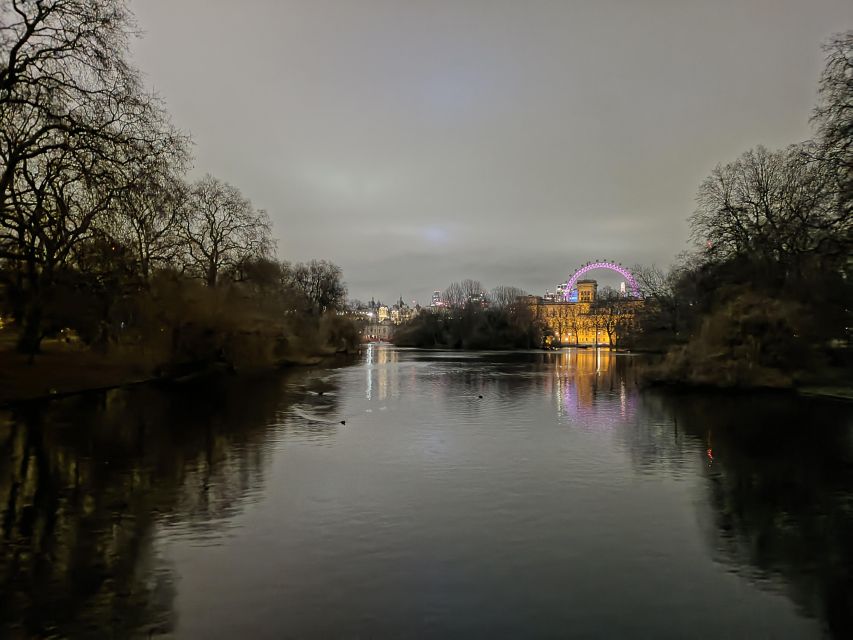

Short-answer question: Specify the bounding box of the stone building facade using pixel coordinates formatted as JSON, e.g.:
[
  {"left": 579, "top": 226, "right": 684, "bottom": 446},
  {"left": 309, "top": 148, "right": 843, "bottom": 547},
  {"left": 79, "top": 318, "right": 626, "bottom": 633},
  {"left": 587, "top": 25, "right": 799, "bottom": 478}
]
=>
[{"left": 526, "top": 280, "right": 640, "bottom": 347}]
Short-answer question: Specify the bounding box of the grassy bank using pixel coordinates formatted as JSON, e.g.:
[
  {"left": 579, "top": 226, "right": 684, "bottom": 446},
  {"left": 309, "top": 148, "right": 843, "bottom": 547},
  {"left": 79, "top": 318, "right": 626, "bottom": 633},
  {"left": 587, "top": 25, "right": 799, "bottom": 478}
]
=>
[
  {"left": 0, "top": 313, "right": 360, "bottom": 406},
  {"left": 0, "top": 336, "right": 153, "bottom": 405}
]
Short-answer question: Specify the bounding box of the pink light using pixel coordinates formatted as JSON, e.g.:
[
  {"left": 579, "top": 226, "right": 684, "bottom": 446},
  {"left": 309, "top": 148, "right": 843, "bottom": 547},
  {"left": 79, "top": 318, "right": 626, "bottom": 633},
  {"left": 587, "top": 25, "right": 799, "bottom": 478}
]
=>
[{"left": 564, "top": 260, "right": 641, "bottom": 299}]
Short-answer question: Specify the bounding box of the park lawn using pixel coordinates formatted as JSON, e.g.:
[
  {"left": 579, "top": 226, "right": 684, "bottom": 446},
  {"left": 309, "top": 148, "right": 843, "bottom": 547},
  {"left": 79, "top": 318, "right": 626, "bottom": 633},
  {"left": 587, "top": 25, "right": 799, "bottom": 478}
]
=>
[{"left": 0, "top": 330, "right": 157, "bottom": 405}]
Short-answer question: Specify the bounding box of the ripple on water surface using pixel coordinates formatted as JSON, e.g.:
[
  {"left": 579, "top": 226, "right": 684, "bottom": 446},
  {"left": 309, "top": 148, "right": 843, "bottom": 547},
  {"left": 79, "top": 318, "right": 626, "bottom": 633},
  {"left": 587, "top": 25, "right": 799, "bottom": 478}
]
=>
[{"left": 1, "top": 347, "right": 851, "bottom": 638}]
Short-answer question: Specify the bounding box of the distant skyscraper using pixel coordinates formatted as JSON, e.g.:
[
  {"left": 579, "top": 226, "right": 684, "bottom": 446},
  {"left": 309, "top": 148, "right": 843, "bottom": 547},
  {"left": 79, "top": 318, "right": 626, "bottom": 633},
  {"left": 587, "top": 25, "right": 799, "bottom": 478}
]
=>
[
  {"left": 620, "top": 281, "right": 626, "bottom": 295},
  {"left": 431, "top": 290, "right": 443, "bottom": 307}
]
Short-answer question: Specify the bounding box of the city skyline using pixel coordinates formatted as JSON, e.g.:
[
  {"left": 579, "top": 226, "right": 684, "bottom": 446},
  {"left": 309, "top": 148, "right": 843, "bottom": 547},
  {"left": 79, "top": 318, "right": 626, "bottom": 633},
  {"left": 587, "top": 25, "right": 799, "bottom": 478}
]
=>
[{"left": 357, "top": 263, "right": 632, "bottom": 308}]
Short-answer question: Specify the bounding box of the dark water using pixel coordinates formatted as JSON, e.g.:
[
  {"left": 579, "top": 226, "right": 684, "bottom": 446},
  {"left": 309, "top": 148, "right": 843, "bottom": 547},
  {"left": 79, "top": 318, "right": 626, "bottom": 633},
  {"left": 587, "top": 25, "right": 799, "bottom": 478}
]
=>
[{"left": 2, "top": 346, "right": 852, "bottom": 639}]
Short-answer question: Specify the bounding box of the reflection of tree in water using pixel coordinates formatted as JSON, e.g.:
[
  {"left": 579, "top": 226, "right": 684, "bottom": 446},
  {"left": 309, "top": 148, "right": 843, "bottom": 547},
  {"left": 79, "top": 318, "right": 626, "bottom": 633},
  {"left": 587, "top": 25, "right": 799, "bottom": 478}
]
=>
[
  {"left": 647, "top": 392, "right": 853, "bottom": 639},
  {"left": 0, "top": 370, "right": 333, "bottom": 638}
]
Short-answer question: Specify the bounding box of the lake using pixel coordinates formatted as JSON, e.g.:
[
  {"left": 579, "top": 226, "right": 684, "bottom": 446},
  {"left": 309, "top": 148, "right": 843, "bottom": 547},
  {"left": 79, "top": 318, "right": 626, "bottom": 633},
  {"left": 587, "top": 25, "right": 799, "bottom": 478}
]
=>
[{"left": 1, "top": 345, "right": 851, "bottom": 638}]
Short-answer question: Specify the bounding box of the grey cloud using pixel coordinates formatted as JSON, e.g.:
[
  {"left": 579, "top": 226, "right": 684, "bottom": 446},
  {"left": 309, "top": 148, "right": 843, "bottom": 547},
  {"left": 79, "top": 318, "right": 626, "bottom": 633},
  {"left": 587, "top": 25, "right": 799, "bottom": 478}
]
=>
[{"left": 131, "top": 0, "right": 852, "bottom": 304}]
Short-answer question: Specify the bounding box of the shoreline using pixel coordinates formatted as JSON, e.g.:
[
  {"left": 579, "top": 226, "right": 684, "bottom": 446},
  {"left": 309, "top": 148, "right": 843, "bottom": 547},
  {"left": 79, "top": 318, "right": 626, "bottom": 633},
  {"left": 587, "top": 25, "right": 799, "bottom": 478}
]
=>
[
  {"left": 642, "top": 378, "right": 853, "bottom": 403},
  {"left": 3, "top": 343, "right": 848, "bottom": 408},
  {"left": 0, "top": 343, "right": 359, "bottom": 409}
]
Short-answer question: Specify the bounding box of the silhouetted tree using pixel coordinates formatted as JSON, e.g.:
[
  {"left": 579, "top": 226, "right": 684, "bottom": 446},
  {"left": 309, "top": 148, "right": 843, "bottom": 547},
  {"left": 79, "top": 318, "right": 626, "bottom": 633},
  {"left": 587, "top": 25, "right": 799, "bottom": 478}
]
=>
[
  {"left": 286, "top": 259, "right": 347, "bottom": 314},
  {"left": 181, "top": 175, "right": 272, "bottom": 287},
  {"left": 690, "top": 145, "right": 839, "bottom": 276},
  {"left": 0, "top": 0, "right": 185, "bottom": 353},
  {"left": 812, "top": 31, "right": 853, "bottom": 228},
  {"left": 592, "top": 288, "right": 634, "bottom": 347},
  {"left": 632, "top": 262, "right": 693, "bottom": 340},
  {"left": 460, "top": 279, "right": 486, "bottom": 304},
  {"left": 442, "top": 281, "right": 465, "bottom": 308},
  {"left": 117, "top": 165, "right": 189, "bottom": 280},
  {"left": 490, "top": 285, "right": 526, "bottom": 309}
]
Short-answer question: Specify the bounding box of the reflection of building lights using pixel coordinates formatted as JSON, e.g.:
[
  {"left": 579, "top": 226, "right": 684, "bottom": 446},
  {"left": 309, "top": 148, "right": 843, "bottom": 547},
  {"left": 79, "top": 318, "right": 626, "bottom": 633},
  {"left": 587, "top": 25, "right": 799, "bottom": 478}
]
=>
[
  {"left": 554, "top": 349, "right": 637, "bottom": 426},
  {"left": 365, "top": 343, "right": 374, "bottom": 399}
]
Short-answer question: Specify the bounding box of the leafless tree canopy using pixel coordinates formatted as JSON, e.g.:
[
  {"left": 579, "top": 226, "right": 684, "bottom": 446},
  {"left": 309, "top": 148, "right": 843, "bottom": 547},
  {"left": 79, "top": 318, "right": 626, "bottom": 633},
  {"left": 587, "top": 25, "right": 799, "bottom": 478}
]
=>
[
  {"left": 0, "top": 0, "right": 188, "bottom": 351},
  {"left": 442, "top": 281, "right": 465, "bottom": 308},
  {"left": 182, "top": 175, "right": 273, "bottom": 287},
  {"left": 813, "top": 32, "right": 853, "bottom": 157},
  {"left": 490, "top": 285, "right": 527, "bottom": 309},
  {"left": 460, "top": 279, "right": 485, "bottom": 301},
  {"left": 114, "top": 164, "right": 189, "bottom": 279},
  {"left": 285, "top": 259, "right": 347, "bottom": 314},
  {"left": 441, "top": 279, "right": 487, "bottom": 308},
  {"left": 0, "top": 0, "right": 185, "bottom": 215},
  {"left": 0, "top": 1, "right": 361, "bottom": 358},
  {"left": 689, "top": 145, "right": 846, "bottom": 268}
]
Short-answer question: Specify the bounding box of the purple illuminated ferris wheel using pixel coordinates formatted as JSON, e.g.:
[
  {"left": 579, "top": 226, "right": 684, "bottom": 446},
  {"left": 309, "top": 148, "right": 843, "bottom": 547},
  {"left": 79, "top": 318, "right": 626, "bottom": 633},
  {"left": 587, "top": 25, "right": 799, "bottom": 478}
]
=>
[{"left": 563, "top": 260, "right": 641, "bottom": 300}]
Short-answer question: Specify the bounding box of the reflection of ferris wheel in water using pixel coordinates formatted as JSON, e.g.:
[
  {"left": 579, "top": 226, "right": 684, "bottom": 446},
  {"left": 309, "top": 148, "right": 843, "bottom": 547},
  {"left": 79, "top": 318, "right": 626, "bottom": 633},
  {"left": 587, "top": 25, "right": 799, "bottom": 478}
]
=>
[{"left": 562, "top": 260, "right": 641, "bottom": 301}]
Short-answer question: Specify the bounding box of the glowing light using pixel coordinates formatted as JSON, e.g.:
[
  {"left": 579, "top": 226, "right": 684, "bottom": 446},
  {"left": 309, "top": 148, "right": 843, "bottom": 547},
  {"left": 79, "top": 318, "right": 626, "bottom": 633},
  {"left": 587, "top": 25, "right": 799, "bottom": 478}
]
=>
[
  {"left": 564, "top": 261, "right": 640, "bottom": 300},
  {"left": 424, "top": 226, "right": 449, "bottom": 244}
]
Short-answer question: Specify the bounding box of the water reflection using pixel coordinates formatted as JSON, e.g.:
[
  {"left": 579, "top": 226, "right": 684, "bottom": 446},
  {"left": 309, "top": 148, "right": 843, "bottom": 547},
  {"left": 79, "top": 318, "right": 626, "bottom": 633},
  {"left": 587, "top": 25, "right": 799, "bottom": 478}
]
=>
[
  {"left": 648, "top": 393, "right": 853, "bottom": 638},
  {"left": 551, "top": 349, "right": 639, "bottom": 424},
  {"left": 0, "top": 371, "right": 338, "bottom": 638},
  {"left": 0, "top": 350, "right": 851, "bottom": 637},
  {"left": 365, "top": 342, "right": 400, "bottom": 401}
]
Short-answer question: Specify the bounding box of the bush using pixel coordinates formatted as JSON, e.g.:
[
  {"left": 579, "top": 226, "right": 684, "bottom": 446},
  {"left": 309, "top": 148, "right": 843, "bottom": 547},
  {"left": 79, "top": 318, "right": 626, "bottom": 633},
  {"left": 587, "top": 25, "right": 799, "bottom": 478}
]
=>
[{"left": 645, "top": 290, "right": 814, "bottom": 388}]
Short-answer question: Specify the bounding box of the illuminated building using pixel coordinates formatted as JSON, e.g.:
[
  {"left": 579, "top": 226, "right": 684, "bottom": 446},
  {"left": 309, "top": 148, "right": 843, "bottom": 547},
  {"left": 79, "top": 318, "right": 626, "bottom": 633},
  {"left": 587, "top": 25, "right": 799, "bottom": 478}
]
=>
[
  {"left": 390, "top": 302, "right": 419, "bottom": 325},
  {"left": 576, "top": 279, "right": 597, "bottom": 302},
  {"left": 530, "top": 261, "right": 643, "bottom": 347}
]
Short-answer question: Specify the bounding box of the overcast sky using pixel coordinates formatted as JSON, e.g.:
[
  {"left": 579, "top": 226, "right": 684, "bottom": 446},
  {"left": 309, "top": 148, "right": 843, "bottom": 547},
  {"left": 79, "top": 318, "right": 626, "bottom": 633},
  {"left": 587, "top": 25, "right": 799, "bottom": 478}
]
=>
[{"left": 130, "top": 0, "right": 851, "bottom": 304}]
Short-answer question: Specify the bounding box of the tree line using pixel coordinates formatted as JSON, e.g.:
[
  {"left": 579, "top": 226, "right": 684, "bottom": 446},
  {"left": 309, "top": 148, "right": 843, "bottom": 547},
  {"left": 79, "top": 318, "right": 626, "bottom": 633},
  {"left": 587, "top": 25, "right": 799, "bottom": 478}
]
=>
[
  {"left": 634, "top": 31, "right": 852, "bottom": 386},
  {"left": 0, "top": 0, "right": 353, "bottom": 366},
  {"left": 394, "top": 280, "right": 542, "bottom": 349}
]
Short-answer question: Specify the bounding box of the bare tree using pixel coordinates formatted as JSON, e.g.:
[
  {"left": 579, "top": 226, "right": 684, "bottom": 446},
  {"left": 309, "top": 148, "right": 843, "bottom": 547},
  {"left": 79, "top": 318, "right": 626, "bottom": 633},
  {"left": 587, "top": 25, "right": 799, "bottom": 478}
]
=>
[
  {"left": 181, "top": 175, "right": 272, "bottom": 287},
  {"left": 115, "top": 166, "right": 189, "bottom": 280},
  {"left": 0, "top": 0, "right": 184, "bottom": 219},
  {"left": 460, "top": 279, "right": 485, "bottom": 304},
  {"left": 632, "top": 263, "right": 685, "bottom": 337},
  {"left": 285, "top": 259, "right": 347, "bottom": 314},
  {"left": 812, "top": 31, "right": 853, "bottom": 225},
  {"left": 490, "top": 285, "right": 526, "bottom": 309},
  {"left": 2, "top": 125, "right": 174, "bottom": 353},
  {"left": 592, "top": 288, "right": 627, "bottom": 347},
  {"left": 442, "top": 281, "right": 465, "bottom": 308},
  {"left": 552, "top": 304, "right": 570, "bottom": 345},
  {"left": 689, "top": 145, "right": 839, "bottom": 272},
  {"left": 566, "top": 304, "right": 584, "bottom": 346},
  {"left": 0, "top": 0, "right": 186, "bottom": 353}
]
